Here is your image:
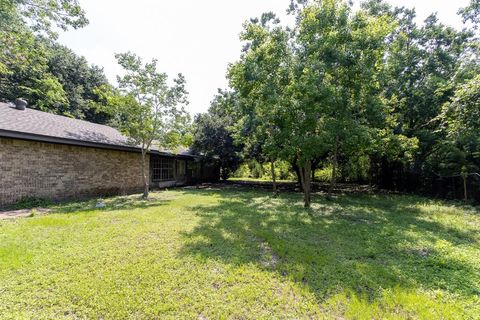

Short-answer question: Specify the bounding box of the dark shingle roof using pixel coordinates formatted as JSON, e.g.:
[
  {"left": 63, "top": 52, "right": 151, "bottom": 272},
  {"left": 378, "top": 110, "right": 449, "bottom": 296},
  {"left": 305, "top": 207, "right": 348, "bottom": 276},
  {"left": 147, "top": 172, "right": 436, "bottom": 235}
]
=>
[
  {"left": 0, "top": 102, "right": 132, "bottom": 147},
  {"left": 0, "top": 102, "right": 195, "bottom": 158}
]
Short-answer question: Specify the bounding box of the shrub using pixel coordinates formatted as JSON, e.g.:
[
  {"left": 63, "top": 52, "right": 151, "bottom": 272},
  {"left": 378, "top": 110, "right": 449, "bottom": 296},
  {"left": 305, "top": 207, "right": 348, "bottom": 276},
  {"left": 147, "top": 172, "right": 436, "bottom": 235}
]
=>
[{"left": 13, "top": 197, "right": 53, "bottom": 210}]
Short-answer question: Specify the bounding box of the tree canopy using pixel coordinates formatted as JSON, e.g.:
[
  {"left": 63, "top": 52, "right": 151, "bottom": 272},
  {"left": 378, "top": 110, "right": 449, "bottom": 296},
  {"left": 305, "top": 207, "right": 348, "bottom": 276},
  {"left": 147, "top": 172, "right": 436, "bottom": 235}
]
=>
[
  {"left": 193, "top": 0, "right": 480, "bottom": 205},
  {"left": 106, "top": 52, "right": 189, "bottom": 198},
  {"left": 0, "top": 0, "right": 113, "bottom": 123}
]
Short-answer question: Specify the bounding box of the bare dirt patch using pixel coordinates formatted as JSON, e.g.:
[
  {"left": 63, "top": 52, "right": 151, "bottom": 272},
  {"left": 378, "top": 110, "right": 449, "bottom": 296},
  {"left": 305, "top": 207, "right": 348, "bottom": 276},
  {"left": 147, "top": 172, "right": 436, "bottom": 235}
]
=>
[
  {"left": 259, "top": 241, "right": 280, "bottom": 269},
  {"left": 0, "top": 208, "right": 50, "bottom": 220}
]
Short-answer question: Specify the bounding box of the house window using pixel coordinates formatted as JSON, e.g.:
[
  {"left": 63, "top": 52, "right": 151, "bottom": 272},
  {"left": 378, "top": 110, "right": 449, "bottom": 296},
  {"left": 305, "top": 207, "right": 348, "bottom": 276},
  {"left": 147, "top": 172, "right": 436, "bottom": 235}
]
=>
[{"left": 152, "top": 157, "right": 174, "bottom": 182}]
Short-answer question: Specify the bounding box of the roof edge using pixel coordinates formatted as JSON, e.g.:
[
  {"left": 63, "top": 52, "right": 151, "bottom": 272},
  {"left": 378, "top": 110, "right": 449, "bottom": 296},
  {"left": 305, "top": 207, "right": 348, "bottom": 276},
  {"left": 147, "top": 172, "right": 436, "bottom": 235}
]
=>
[
  {"left": 0, "top": 129, "right": 142, "bottom": 153},
  {"left": 0, "top": 129, "right": 196, "bottom": 159}
]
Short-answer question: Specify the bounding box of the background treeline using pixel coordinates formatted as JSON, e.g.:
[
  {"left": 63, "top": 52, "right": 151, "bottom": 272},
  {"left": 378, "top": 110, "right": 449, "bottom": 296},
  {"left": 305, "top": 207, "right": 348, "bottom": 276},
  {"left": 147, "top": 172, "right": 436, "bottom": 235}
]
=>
[
  {"left": 0, "top": 0, "right": 194, "bottom": 148},
  {"left": 0, "top": 0, "right": 112, "bottom": 123},
  {"left": 191, "top": 0, "right": 480, "bottom": 206}
]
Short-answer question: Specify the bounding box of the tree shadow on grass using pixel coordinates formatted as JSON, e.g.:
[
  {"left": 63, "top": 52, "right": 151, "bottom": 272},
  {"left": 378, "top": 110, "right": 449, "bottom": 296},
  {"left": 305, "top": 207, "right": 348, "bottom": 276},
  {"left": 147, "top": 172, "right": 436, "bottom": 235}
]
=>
[
  {"left": 49, "top": 192, "right": 177, "bottom": 214},
  {"left": 179, "top": 188, "right": 480, "bottom": 305}
]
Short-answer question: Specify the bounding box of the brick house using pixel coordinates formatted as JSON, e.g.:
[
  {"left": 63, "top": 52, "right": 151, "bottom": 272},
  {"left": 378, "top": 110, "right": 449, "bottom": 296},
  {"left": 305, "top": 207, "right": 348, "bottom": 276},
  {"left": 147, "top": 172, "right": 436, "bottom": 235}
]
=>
[{"left": 0, "top": 102, "right": 219, "bottom": 206}]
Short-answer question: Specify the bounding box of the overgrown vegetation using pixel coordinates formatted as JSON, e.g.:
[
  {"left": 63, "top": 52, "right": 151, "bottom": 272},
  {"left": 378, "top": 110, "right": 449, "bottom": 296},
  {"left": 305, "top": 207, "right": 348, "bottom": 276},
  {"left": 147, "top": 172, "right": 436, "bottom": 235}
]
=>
[
  {"left": 232, "top": 160, "right": 296, "bottom": 181},
  {"left": 192, "top": 0, "right": 480, "bottom": 205},
  {"left": 0, "top": 0, "right": 115, "bottom": 123},
  {"left": 0, "top": 188, "right": 479, "bottom": 318},
  {"left": 11, "top": 197, "right": 53, "bottom": 210}
]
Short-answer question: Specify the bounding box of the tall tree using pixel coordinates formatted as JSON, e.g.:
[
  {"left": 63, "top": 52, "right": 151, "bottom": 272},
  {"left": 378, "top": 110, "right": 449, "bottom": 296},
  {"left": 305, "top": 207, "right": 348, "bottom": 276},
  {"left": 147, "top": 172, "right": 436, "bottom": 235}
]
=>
[
  {"left": 437, "top": 75, "right": 480, "bottom": 181},
  {"left": 111, "top": 52, "right": 189, "bottom": 198},
  {"left": 0, "top": 0, "right": 106, "bottom": 121},
  {"left": 45, "top": 41, "right": 112, "bottom": 123},
  {"left": 362, "top": 0, "right": 477, "bottom": 193},
  {"left": 191, "top": 90, "right": 243, "bottom": 180},
  {"left": 289, "top": 0, "right": 393, "bottom": 205},
  {"left": 229, "top": 0, "right": 393, "bottom": 207},
  {"left": 228, "top": 13, "right": 292, "bottom": 193}
]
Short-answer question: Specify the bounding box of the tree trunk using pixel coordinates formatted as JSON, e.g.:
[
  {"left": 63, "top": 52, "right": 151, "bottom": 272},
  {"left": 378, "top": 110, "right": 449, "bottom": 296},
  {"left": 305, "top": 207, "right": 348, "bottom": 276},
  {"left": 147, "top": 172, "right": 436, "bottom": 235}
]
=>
[
  {"left": 291, "top": 160, "right": 302, "bottom": 191},
  {"left": 329, "top": 136, "right": 339, "bottom": 197},
  {"left": 304, "top": 161, "right": 312, "bottom": 208},
  {"left": 141, "top": 151, "right": 149, "bottom": 199},
  {"left": 299, "top": 161, "right": 312, "bottom": 208},
  {"left": 463, "top": 175, "right": 468, "bottom": 202},
  {"left": 270, "top": 159, "right": 277, "bottom": 195}
]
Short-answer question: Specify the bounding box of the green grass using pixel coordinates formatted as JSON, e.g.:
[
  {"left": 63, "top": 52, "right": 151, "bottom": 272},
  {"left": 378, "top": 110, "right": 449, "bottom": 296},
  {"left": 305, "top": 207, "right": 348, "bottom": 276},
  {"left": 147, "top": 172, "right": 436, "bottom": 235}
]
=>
[{"left": 0, "top": 187, "right": 479, "bottom": 319}]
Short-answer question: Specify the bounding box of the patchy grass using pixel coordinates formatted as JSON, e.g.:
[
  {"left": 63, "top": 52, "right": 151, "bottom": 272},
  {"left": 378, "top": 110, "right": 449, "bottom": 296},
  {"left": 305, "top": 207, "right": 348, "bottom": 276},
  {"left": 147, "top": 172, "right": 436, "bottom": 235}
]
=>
[{"left": 0, "top": 187, "right": 479, "bottom": 319}]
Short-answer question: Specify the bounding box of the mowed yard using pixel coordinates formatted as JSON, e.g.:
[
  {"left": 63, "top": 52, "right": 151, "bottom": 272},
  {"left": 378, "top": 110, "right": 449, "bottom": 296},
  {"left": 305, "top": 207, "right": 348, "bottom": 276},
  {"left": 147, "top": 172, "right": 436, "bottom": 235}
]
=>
[{"left": 0, "top": 186, "right": 479, "bottom": 319}]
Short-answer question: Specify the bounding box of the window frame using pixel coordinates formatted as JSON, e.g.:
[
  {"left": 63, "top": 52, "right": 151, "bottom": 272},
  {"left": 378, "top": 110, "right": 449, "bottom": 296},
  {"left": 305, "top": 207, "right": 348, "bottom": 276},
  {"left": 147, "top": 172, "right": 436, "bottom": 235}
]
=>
[{"left": 151, "top": 157, "right": 175, "bottom": 182}]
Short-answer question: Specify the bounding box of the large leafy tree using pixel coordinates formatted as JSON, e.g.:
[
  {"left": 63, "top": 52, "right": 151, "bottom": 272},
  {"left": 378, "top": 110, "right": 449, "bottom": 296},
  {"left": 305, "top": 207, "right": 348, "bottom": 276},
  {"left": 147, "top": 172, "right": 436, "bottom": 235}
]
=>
[
  {"left": 44, "top": 41, "right": 112, "bottom": 123},
  {"left": 428, "top": 76, "right": 480, "bottom": 201},
  {"left": 110, "top": 52, "right": 189, "bottom": 198},
  {"left": 291, "top": 0, "right": 393, "bottom": 205},
  {"left": 361, "top": 0, "right": 478, "bottom": 193},
  {"left": 191, "top": 90, "right": 243, "bottom": 180},
  {"left": 228, "top": 13, "right": 292, "bottom": 193},
  {"left": 228, "top": 0, "right": 394, "bottom": 207},
  {"left": 438, "top": 75, "right": 480, "bottom": 175},
  {"left": 0, "top": 0, "right": 112, "bottom": 123}
]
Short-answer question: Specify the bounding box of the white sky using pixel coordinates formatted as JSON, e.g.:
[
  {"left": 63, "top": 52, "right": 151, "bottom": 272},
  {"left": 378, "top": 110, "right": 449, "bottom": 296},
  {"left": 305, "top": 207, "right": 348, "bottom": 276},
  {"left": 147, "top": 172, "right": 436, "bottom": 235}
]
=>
[{"left": 58, "top": 0, "right": 470, "bottom": 115}]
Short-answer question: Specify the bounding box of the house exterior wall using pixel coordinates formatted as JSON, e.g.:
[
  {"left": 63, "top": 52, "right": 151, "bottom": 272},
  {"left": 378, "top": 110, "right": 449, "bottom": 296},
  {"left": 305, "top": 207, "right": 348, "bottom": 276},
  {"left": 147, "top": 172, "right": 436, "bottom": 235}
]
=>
[{"left": 0, "top": 137, "right": 148, "bottom": 206}]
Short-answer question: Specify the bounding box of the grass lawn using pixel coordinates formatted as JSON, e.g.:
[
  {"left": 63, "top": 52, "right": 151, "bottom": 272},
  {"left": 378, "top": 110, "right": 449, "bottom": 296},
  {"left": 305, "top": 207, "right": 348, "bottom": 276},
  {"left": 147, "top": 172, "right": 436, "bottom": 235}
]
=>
[{"left": 0, "top": 187, "right": 479, "bottom": 319}]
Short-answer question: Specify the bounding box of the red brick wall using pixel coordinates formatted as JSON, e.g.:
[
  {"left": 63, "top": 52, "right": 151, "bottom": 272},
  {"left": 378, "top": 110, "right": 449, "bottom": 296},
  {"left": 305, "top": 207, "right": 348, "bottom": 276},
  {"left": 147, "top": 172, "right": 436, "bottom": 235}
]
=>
[{"left": 0, "top": 138, "right": 148, "bottom": 206}]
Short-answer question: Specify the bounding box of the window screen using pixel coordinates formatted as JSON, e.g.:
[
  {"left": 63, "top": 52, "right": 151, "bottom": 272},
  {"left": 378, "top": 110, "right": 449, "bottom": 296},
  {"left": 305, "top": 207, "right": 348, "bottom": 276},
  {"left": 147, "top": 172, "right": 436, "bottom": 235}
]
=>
[{"left": 152, "top": 158, "right": 174, "bottom": 181}]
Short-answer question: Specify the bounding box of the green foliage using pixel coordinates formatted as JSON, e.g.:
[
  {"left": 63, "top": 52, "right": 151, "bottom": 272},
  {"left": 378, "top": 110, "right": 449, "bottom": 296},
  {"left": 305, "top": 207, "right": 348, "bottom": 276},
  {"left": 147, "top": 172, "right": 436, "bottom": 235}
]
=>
[
  {"left": 264, "top": 160, "right": 294, "bottom": 180},
  {"left": 45, "top": 41, "right": 112, "bottom": 123},
  {"left": 441, "top": 75, "right": 480, "bottom": 142},
  {"left": 0, "top": 0, "right": 114, "bottom": 124},
  {"left": 315, "top": 165, "right": 333, "bottom": 182},
  {"left": 112, "top": 52, "right": 189, "bottom": 150},
  {"left": 228, "top": 12, "right": 291, "bottom": 165},
  {"left": 162, "top": 112, "right": 194, "bottom": 150},
  {"left": 20, "top": 75, "right": 68, "bottom": 110},
  {"left": 102, "top": 52, "right": 189, "bottom": 197},
  {"left": 434, "top": 75, "right": 480, "bottom": 175},
  {"left": 12, "top": 197, "right": 53, "bottom": 210},
  {"left": 191, "top": 90, "right": 243, "bottom": 180},
  {"left": 228, "top": 0, "right": 396, "bottom": 206},
  {"left": 232, "top": 162, "right": 251, "bottom": 178},
  {"left": 233, "top": 160, "right": 295, "bottom": 181},
  {"left": 0, "top": 0, "right": 88, "bottom": 38},
  {"left": 459, "top": 0, "right": 480, "bottom": 27}
]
